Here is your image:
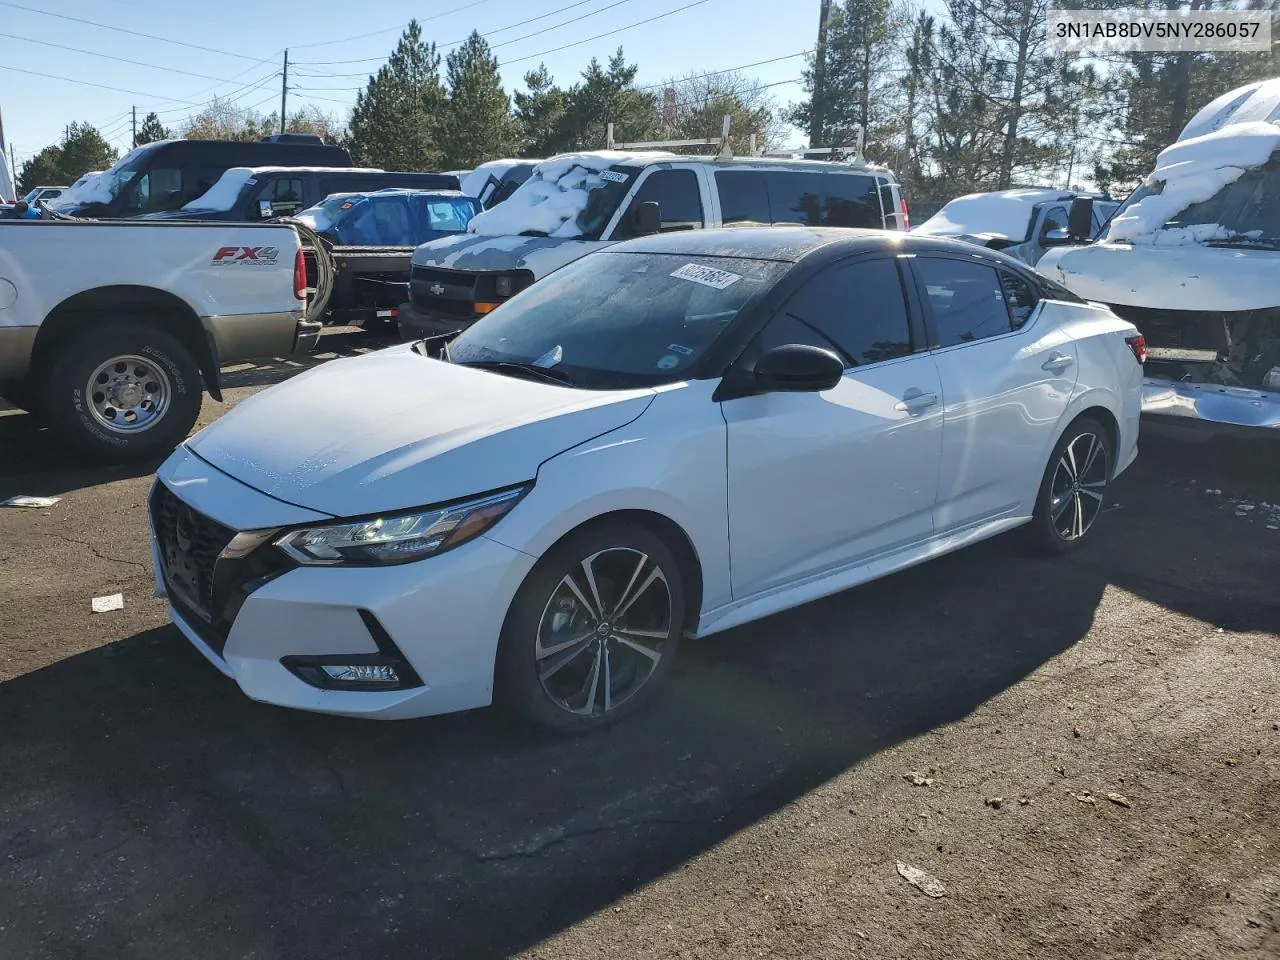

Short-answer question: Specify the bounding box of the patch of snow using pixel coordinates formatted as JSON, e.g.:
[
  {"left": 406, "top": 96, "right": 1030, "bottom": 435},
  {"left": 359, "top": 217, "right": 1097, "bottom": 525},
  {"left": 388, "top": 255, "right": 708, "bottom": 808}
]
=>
[
  {"left": 460, "top": 159, "right": 528, "bottom": 198},
  {"left": 466, "top": 151, "right": 673, "bottom": 239},
  {"left": 183, "top": 166, "right": 382, "bottom": 212},
  {"left": 413, "top": 231, "right": 600, "bottom": 278},
  {"left": 912, "top": 189, "right": 1068, "bottom": 241},
  {"left": 1105, "top": 122, "right": 1280, "bottom": 243},
  {"left": 1180, "top": 77, "right": 1280, "bottom": 142},
  {"left": 1038, "top": 243, "right": 1279, "bottom": 311}
]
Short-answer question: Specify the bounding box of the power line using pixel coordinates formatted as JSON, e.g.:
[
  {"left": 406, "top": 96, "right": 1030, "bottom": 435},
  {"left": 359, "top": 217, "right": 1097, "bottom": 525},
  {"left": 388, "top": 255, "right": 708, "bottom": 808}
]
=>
[
  {"left": 634, "top": 52, "right": 809, "bottom": 92},
  {"left": 0, "top": 31, "right": 262, "bottom": 85},
  {"left": 293, "top": 0, "right": 631, "bottom": 67},
  {"left": 500, "top": 0, "right": 712, "bottom": 67},
  {"left": 289, "top": 0, "right": 494, "bottom": 51},
  {"left": 0, "top": 64, "right": 204, "bottom": 104},
  {"left": 0, "top": 1, "right": 277, "bottom": 64},
  {"left": 491, "top": 0, "right": 636, "bottom": 50}
]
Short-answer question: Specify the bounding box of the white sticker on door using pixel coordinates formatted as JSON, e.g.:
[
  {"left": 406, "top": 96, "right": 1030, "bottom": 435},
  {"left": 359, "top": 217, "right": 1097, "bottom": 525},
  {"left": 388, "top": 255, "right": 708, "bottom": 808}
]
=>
[{"left": 670, "top": 263, "right": 742, "bottom": 290}]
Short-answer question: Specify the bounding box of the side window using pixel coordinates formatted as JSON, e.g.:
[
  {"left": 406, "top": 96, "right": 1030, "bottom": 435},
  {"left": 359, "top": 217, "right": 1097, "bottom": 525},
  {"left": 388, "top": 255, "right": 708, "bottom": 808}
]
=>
[
  {"left": 775, "top": 259, "right": 912, "bottom": 365},
  {"left": 1040, "top": 205, "right": 1068, "bottom": 238},
  {"left": 715, "top": 170, "right": 770, "bottom": 225},
  {"left": 915, "top": 257, "right": 1011, "bottom": 348},
  {"left": 760, "top": 172, "right": 883, "bottom": 229},
  {"left": 999, "top": 270, "right": 1040, "bottom": 329},
  {"left": 613, "top": 169, "right": 704, "bottom": 240}
]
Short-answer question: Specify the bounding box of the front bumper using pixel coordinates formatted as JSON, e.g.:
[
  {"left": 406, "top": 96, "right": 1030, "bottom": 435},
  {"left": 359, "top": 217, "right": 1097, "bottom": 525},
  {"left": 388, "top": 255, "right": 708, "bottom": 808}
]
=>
[
  {"left": 395, "top": 300, "right": 478, "bottom": 342},
  {"left": 151, "top": 446, "right": 536, "bottom": 719},
  {"left": 1142, "top": 376, "right": 1280, "bottom": 438}
]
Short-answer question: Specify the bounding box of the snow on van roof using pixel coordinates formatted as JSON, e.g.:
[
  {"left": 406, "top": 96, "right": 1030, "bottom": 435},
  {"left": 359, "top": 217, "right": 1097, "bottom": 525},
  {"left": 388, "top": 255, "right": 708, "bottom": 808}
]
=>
[
  {"left": 1180, "top": 77, "right": 1280, "bottom": 142},
  {"left": 1106, "top": 121, "right": 1280, "bottom": 244},
  {"left": 912, "top": 189, "right": 1069, "bottom": 241},
  {"left": 182, "top": 166, "right": 383, "bottom": 211},
  {"left": 466, "top": 150, "right": 675, "bottom": 238}
]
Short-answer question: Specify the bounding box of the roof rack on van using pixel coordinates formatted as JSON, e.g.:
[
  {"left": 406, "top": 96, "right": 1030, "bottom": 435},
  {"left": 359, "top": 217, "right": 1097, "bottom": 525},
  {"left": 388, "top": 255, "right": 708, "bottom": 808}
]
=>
[{"left": 604, "top": 115, "right": 867, "bottom": 163}]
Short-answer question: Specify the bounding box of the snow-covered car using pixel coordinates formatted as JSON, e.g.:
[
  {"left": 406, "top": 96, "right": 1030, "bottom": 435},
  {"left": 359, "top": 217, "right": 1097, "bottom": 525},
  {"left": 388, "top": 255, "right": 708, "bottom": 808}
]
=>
[
  {"left": 396, "top": 151, "right": 909, "bottom": 341},
  {"left": 22, "top": 185, "right": 67, "bottom": 205},
  {"left": 1040, "top": 77, "right": 1280, "bottom": 436},
  {"left": 460, "top": 158, "right": 541, "bottom": 208},
  {"left": 147, "top": 228, "right": 1142, "bottom": 731},
  {"left": 912, "top": 189, "right": 1118, "bottom": 265}
]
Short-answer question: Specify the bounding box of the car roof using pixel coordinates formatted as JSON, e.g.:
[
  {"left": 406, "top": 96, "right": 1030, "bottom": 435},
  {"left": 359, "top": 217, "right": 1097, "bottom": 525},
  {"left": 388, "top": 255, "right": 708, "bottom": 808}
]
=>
[
  {"left": 605, "top": 226, "right": 1040, "bottom": 268},
  {"left": 623, "top": 154, "right": 895, "bottom": 177}
]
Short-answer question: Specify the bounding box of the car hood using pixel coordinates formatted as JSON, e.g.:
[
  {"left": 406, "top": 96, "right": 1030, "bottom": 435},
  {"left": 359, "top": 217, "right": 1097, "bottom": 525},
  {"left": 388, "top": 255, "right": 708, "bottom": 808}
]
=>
[
  {"left": 187, "top": 344, "right": 656, "bottom": 517},
  {"left": 412, "top": 233, "right": 604, "bottom": 279}
]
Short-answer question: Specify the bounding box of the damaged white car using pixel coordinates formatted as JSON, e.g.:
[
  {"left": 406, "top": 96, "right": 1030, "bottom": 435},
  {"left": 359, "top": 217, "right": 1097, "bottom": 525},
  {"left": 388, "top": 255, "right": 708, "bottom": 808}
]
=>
[{"left": 1040, "top": 77, "right": 1280, "bottom": 436}]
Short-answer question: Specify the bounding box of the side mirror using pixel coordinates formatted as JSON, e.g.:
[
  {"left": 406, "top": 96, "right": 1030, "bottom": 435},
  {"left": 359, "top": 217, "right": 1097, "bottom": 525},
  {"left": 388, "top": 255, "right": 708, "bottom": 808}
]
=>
[
  {"left": 630, "top": 201, "right": 661, "bottom": 236},
  {"left": 1067, "top": 196, "right": 1094, "bottom": 240},
  {"left": 1041, "top": 227, "right": 1072, "bottom": 246},
  {"left": 258, "top": 199, "right": 275, "bottom": 219},
  {"left": 754, "top": 343, "right": 844, "bottom": 393}
]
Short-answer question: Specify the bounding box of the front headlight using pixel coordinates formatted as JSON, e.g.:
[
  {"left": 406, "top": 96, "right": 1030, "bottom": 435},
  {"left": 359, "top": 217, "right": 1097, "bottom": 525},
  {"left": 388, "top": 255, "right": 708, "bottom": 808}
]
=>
[{"left": 275, "top": 486, "right": 527, "bottom": 566}]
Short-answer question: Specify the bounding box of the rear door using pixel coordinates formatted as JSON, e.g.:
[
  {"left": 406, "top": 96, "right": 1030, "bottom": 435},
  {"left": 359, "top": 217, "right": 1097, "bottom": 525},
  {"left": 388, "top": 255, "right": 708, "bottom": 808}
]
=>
[{"left": 906, "top": 254, "right": 1079, "bottom": 533}]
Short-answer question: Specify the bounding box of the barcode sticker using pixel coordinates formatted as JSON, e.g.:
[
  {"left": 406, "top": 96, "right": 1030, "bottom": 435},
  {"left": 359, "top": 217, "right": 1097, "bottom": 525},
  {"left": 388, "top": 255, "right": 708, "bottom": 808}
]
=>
[
  {"left": 599, "top": 170, "right": 630, "bottom": 184},
  {"left": 670, "top": 263, "right": 743, "bottom": 290}
]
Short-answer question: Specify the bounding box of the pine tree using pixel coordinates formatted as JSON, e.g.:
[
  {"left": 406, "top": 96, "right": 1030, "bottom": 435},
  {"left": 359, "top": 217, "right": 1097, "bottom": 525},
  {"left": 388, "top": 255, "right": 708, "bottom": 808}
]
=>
[
  {"left": 134, "top": 112, "right": 169, "bottom": 146},
  {"left": 16, "top": 146, "right": 63, "bottom": 194},
  {"left": 553, "top": 49, "right": 656, "bottom": 152},
  {"left": 18, "top": 123, "right": 117, "bottom": 192},
  {"left": 348, "top": 19, "right": 446, "bottom": 170},
  {"left": 441, "top": 31, "right": 516, "bottom": 168},
  {"left": 514, "top": 64, "right": 567, "bottom": 157}
]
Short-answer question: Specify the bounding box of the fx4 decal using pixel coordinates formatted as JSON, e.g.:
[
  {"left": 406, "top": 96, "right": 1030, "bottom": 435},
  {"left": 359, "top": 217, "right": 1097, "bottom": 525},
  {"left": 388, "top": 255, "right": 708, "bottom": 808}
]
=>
[{"left": 211, "top": 245, "right": 281, "bottom": 266}]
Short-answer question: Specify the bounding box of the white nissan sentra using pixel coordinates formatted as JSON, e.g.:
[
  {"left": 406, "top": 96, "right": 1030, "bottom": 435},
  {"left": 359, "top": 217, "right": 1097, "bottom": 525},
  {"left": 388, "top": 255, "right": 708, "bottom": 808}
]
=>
[{"left": 149, "top": 228, "right": 1145, "bottom": 733}]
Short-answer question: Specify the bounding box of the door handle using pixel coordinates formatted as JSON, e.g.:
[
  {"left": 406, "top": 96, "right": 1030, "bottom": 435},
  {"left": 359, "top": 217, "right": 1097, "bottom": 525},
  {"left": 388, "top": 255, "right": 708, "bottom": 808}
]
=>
[
  {"left": 895, "top": 390, "right": 938, "bottom": 414},
  {"left": 1042, "top": 352, "right": 1074, "bottom": 372}
]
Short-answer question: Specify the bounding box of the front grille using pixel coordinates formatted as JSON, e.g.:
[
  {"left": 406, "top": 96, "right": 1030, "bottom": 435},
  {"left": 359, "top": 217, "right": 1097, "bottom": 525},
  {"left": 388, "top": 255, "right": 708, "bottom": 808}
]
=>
[
  {"left": 409, "top": 265, "right": 478, "bottom": 316},
  {"left": 150, "top": 481, "right": 234, "bottom": 622},
  {"left": 150, "top": 482, "right": 292, "bottom": 658}
]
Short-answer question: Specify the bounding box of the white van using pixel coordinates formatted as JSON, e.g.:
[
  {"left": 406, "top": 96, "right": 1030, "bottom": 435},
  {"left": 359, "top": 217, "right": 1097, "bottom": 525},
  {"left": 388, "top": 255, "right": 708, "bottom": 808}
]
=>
[
  {"left": 1039, "top": 78, "right": 1280, "bottom": 436},
  {"left": 396, "top": 151, "right": 908, "bottom": 340}
]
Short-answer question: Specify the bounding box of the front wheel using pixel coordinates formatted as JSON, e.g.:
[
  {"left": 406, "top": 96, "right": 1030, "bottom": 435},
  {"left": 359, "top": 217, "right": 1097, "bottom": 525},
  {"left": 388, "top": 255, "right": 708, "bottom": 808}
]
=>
[
  {"left": 41, "top": 322, "right": 203, "bottom": 463},
  {"left": 1027, "top": 416, "right": 1114, "bottom": 554},
  {"left": 495, "top": 523, "right": 687, "bottom": 734}
]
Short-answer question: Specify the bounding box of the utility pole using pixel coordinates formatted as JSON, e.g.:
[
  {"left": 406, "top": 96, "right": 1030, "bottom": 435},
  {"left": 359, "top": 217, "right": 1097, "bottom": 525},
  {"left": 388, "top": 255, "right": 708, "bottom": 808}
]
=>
[
  {"left": 131, "top": 105, "right": 137, "bottom": 147},
  {"left": 809, "top": 0, "right": 833, "bottom": 148},
  {"left": 280, "top": 49, "right": 289, "bottom": 135}
]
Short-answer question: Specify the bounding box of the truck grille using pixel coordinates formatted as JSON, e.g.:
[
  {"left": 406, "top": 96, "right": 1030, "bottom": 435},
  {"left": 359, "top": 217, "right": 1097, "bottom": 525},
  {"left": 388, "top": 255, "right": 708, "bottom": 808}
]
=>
[{"left": 409, "top": 265, "right": 478, "bottom": 317}]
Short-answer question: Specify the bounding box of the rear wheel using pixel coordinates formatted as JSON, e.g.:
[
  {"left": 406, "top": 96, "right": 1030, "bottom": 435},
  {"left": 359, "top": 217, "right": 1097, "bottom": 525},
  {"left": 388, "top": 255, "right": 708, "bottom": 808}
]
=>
[
  {"left": 1027, "top": 416, "right": 1114, "bottom": 554},
  {"left": 496, "top": 523, "right": 686, "bottom": 734},
  {"left": 41, "top": 322, "right": 202, "bottom": 463}
]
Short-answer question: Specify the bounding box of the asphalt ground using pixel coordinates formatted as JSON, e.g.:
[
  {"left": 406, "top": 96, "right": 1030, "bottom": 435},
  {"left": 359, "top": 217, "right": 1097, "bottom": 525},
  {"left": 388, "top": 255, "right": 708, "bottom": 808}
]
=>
[{"left": 1, "top": 329, "right": 1277, "bottom": 959}]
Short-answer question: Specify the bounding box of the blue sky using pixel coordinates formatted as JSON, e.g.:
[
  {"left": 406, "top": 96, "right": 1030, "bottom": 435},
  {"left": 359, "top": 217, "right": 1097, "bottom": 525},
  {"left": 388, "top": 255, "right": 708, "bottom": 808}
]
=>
[{"left": 1, "top": 0, "right": 826, "bottom": 169}]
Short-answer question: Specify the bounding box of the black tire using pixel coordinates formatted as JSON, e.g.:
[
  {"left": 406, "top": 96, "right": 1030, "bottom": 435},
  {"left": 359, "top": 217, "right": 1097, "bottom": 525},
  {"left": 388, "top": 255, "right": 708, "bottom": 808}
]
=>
[
  {"left": 495, "top": 522, "right": 687, "bottom": 735},
  {"left": 1027, "top": 415, "right": 1114, "bottom": 555},
  {"left": 41, "top": 322, "right": 203, "bottom": 463}
]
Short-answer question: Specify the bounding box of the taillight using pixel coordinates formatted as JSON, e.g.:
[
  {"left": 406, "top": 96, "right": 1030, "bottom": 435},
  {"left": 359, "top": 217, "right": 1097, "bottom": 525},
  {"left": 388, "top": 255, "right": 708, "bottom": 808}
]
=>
[
  {"left": 1125, "top": 334, "right": 1147, "bottom": 364},
  {"left": 900, "top": 196, "right": 910, "bottom": 231},
  {"left": 293, "top": 246, "right": 306, "bottom": 301}
]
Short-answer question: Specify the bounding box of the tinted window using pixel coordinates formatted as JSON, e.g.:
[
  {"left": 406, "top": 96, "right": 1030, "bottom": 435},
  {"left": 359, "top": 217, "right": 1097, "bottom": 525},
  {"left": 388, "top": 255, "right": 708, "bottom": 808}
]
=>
[
  {"left": 613, "top": 169, "right": 704, "bottom": 240},
  {"left": 770, "top": 259, "right": 912, "bottom": 365},
  {"left": 915, "top": 257, "right": 1011, "bottom": 347},
  {"left": 716, "top": 171, "right": 770, "bottom": 224},
  {"left": 765, "top": 171, "right": 883, "bottom": 229},
  {"left": 261, "top": 177, "right": 305, "bottom": 216},
  {"left": 999, "top": 270, "right": 1039, "bottom": 329},
  {"left": 1040, "top": 205, "right": 1068, "bottom": 238},
  {"left": 127, "top": 167, "right": 183, "bottom": 212},
  {"left": 1162, "top": 156, "right": 1280, "bottom": 241}
]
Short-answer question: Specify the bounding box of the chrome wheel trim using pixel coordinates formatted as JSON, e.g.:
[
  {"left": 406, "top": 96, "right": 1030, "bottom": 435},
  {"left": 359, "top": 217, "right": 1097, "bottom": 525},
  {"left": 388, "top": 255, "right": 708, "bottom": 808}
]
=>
[
  {"left": 1049, "top": 431, "right": 1109, "bottom": 541},
  {"left": 86, "top": 354, "right": 172, "bottom": 434},
  {"left": 534, "top": 547, "right": 673, "bottom": 717}
]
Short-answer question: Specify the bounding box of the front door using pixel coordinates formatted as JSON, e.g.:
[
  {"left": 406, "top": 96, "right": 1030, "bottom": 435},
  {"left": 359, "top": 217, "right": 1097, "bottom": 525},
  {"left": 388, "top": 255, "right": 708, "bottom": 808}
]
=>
[{"left": 722, "top": 256, "right": 944, "bottom": 599}]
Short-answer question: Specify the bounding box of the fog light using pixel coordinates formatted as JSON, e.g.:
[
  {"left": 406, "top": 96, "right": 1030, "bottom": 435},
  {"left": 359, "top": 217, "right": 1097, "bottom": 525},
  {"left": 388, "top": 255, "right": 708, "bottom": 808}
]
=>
[{"left": 321, "top": 664, "right": 400, "bottom": 683}]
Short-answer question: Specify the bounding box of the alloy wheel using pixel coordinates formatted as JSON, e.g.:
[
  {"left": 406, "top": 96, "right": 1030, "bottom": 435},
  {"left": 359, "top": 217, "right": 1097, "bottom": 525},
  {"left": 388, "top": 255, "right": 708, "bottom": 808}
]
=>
[{"left": 1049, "top": 431, "right": 1109, "bottom": 541}]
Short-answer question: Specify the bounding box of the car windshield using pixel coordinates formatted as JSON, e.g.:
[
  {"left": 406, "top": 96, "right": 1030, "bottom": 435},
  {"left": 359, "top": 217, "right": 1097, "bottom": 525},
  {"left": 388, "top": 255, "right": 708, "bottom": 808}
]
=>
[
  {"left": 446, "top": 251, "right": 787, "bottom": 388},
  {"left": 50, "top": 144, "right": 160, "bottom": 210},
  {"left": 466, "top": 159, "right": 641, "bottom": 240}
]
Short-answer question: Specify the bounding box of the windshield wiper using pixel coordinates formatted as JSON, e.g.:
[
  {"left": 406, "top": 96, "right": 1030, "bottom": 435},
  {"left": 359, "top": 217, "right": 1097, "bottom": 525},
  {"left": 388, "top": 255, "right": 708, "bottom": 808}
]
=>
[
  {"left": 452, "top": 359, "right": 574, "bottom": 385},
  {"left": 1205, "top": 237, "right": 1280, "bottom": 250}
]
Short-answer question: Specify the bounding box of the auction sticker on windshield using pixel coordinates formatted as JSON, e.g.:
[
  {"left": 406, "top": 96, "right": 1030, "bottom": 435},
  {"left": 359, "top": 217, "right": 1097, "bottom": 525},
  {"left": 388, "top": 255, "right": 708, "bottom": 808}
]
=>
[
  {"left": 670, "top": 263, "right": 742, "bottom": 289},
  {"left": 599, "top": 170, "right": 630, "bottom": 184}
]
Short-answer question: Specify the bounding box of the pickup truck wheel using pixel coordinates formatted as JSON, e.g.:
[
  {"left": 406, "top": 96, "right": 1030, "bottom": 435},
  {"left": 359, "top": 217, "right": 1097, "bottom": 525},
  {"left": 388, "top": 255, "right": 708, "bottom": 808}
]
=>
[{"left": 42, "top": 323, "right": 202, "bottom": 463}]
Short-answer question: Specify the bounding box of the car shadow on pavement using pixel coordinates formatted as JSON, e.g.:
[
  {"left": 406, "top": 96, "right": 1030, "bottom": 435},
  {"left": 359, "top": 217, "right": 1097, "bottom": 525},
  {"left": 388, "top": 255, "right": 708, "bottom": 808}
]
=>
[
  {"left": 0, "top": 533, "right": 1113, "bottom": 960},
  {"left": 1, "top": 443, "right": 1277, "bottom": 960}
]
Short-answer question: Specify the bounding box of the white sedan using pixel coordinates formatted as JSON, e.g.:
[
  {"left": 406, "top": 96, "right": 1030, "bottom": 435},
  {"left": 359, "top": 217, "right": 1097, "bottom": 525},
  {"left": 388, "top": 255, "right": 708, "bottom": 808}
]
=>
[{"left": 149, "top": 228, "right": 1145, "bottom": 733}]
